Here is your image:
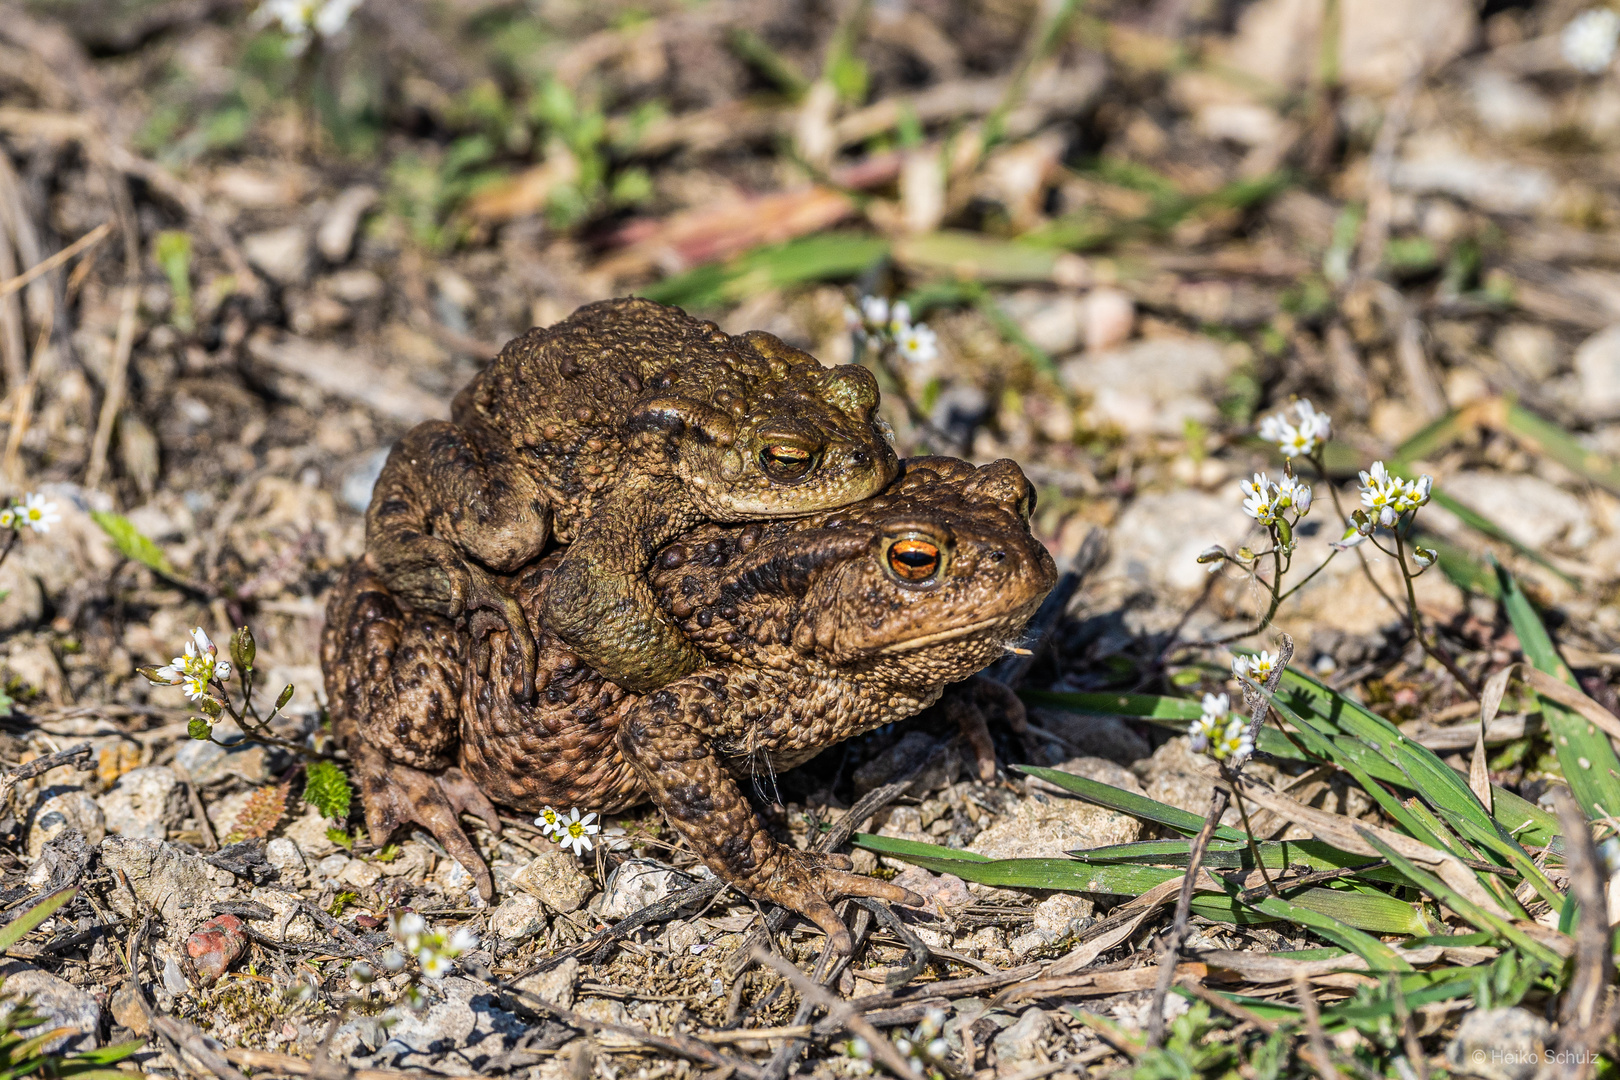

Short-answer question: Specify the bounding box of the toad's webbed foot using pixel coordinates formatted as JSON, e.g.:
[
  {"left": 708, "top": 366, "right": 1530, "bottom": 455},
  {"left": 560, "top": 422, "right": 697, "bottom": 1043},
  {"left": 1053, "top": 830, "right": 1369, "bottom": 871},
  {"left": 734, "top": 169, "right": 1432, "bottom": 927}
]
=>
[
  {"left": 351, "top": 740, "right": 502, "bottom": 901},
  {"left": 755, "top": 848, "right": 924, "bottom": 955},
  {"left": 463, "top": 564, "right": 538, "bottom": 701}
]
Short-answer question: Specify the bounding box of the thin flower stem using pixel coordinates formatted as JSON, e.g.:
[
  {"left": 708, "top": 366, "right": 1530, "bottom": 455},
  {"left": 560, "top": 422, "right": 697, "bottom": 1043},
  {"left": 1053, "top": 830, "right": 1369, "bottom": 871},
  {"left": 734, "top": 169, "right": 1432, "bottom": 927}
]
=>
[
  {"left": 1392, "top": 532, "right": 1480, "bottom": 698},
  {"left": 1226, "top": 775, "right": 1278, "bottom": 898},
  {"left": 1276, "top": 547, "right": 1340, "bottom": 603},
  {"left": 0, "top": 530, "right": 17, "bottom": 572}
]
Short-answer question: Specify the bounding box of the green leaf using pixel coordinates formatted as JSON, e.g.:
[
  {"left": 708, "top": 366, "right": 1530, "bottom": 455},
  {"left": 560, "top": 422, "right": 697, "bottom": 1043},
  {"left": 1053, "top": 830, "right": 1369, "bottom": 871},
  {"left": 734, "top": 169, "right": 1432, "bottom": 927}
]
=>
[
  {"left": 303, "top": 760, "right": 352, "bottom": 822},
  {"left": 89, "top": 511, "right": 176, "bottom": 577},
  {"left": 1241, "top": 891, "right": 1415, "bottom": 971},
  {"left": 0, "top": 886, "right": 77, "bottom": 952},
  {"left": 1498, "top": 559, "right": 1620, "bottom": 822},
  {"left": 1014, "top": 766, "right": 1248, "bottom": 842}
]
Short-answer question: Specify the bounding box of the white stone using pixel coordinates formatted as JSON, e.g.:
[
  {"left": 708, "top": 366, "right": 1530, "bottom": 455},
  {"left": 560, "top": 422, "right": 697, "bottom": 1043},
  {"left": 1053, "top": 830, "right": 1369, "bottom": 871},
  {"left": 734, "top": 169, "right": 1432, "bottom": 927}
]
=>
[
  {"left": 598, "top": 859, "right": 681, "bottom": 921},
  {"left": 997, "top": 291, "right": 1087, "bottom": 356},
  {"left": 316, "top": 185, "right": 378, "bottom": 263},
  {"left": 1440, "top": 471, "right": 1593, "bottom": 551},
  {"left": 98, "top": 766, "right": 183, "bottom": 840},
  {"left": 265, "top": 837, "right": 307, "bottom": 878},
  {"left": 1391, "top": 134, "right": 1556, "bottom": 216},
  {"left": 1105, "top": 487, "right": 1253, "bottom": 594},
  {"left": 992, "top": 1008, "right": 1054, "bottom": 1068},
  {"left": 1223, "top": 0, "right": 1475, "bottom": 93},
  {"left": 26, "top": 786, "right": 105, "bottom": 856},
  {"left": 967, "top": 790, "right": 1139, "bottom": 861},
  {"left": 491, "top": 892, "right": 546, "bottom": 942},
  {"left": 512, "top": 853, "right": 596, "bottom": 914},
  {"left": 1467, "top": 70, "right": 1555, "bottom": 138},
  {"left": 1061, "top": 335, "right": 1235, "bottom": 437},
  {"left": 1574, "top": 323, "right": 1620, "bottom": 421},
  {"left": 243, "top": 225, "right": 312, "bottom": 287},
  {"left": 1084, "top": 288, "right": 1135, "bottom": 352},
  {"left": 339, "top": 857, "right": 383, "bottom": 890},
  {"left": 1033, "top": 893, "right": 1094, "bottom": 941},
  {"left": 0, "top": 964, "right": 101, "bottom": 1052},
  {"left": 1495, "top": 323, "right": 1561, "bottom": 381},
  {"left": 281, "top": 805, "right": 340, "bottom": 859},
  {"left": 100, "top": 836, "right": 216, "bottom": 942},
  {"left": 515, "top": 956, "right": 578, "bottom": 1010},
  {"left": 248, "top": 886, "right": 319, "bottom": 943}
]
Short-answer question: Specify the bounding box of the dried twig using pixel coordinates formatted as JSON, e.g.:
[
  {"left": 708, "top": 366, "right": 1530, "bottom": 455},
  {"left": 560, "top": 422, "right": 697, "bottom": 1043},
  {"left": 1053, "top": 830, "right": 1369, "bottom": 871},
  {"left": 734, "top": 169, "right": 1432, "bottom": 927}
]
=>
[
  {"left": 1554, "top": 788, "right": 1614, "bottom": 1078},
  {"left": 0, "top": 220, "right": 109, "bottom": 299},
  {"left": 751, "top": 946, "right": 925, "bottom": 1080},
  {"left": 0, "top": 742, "right": 91, "bottom": 812},
  {"left": 1292, "top": 974, "right": 1339, "bottom": 1080}
]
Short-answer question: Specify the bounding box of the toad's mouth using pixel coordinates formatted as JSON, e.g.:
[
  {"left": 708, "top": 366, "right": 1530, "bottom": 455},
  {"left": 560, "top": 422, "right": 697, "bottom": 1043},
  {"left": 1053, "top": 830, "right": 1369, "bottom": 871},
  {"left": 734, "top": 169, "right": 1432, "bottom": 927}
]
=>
[{"left": 875, "top": 615, "right": 1007, "bottom": 654}]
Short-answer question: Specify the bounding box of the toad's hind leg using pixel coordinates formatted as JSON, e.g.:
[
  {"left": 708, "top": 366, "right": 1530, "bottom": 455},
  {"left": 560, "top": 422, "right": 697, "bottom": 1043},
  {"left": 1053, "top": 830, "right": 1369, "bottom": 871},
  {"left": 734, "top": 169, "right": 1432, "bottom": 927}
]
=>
[{"left": 366, "top": 419, "right": 549, "bottom": 696}]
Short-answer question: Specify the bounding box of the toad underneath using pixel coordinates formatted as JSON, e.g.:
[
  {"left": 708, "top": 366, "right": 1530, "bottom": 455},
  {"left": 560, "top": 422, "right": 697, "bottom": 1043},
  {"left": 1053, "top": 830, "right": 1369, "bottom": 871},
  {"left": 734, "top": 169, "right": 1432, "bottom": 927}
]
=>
[{"left": 325, "top": 457, "right": 1055, "bottom": 949}]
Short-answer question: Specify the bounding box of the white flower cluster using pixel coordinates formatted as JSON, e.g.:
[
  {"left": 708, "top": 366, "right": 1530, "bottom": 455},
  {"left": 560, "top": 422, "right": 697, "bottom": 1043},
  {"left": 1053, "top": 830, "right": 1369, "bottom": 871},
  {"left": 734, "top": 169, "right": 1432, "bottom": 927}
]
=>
[
  {"left": 147, "top": 627, "right": 232, "bottom": 702},
  {"left": 1564, "top": 8, "right": 1620, "bottom": 74},
  {"left": 253, "top": 0, "right": 362, "bottom": 55},
  {"left": 1189, "top": 692, "right": 1251, "bottom": 762},
  {"left": 891, "top": 1007, "right": 950, "bottom": 1078},
  {"left": 1256, "top": 399, "right": 1332, "bottom": 459},
  {"left": 1335, "top": 461, "right": 1435, "bottom": 557},
  {"left": 1238, "top": 471, "right": 1312, "bottom": 527},
  {"left": 844, "top": 296, "right": 939, "bottom": 367},
  {"left": 382, "top": 911, "right": 478, "bottom": 981},
  {"left": 535, "top": 805, "right": 600, "bottom": 856},
  {"left": 1232, "top": 650, "right": 1279, "bottom": 685},
  {"left": 0, "top": 493, "right": 59, "bottom": 534}
]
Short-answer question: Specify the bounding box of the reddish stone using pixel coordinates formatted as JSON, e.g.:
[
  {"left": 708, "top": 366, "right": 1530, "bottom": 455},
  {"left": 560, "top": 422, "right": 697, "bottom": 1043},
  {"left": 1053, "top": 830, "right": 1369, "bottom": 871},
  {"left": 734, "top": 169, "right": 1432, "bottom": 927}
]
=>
[{"left": 185, "top": 914, "right": 248, "bottom": 986}]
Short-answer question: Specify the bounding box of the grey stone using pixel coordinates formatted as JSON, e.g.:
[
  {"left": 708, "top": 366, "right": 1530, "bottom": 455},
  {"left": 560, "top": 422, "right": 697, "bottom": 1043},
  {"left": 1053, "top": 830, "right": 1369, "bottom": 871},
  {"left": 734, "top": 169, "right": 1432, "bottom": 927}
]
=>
[
  {"left": 375, "top": 981, "right": 525, "bottom": 1074},
  {"left": 173, "top": 733, "right": 274, "bottom": 786},
  {"left": 316, "top": 185, "right": 379, "bottom": 263},
  {"left": 1134, "top": 737, "right": 1219, "bottom": 818},
  {"left": 967, "top": 789, "right": 1139, "bottom": 861},
  {"left": 340, "top": 858, "right": 383, "bottom": 890},
  {"left": 26, "top": 786, "right": 105, "bottom": 857},
  {"left": 1445, "top": 1007, "right": 1554, "bottom": 1080},
  {"left": 1032, "top": 893, "right": 1094, "bottom": 941},
  {"left": 1061, "top": 336, "right": 1236, "bottom": 437},
  {"left": 264, "top": 837, "right": 307, "bottom": 879},
  {"left": 0, "top": 963, "right": 101, "bottom": 1052},
  {"left": 598, "top": 859, "right": 681, "bottom": 922},
  {"left": 490, "top": 892, "right": 546, "bottom": 942},
  {"left": 98, "top": 766, "right": 184, "bottom": 840},
  {"left": 162, "top": 955, "right": 190, "bottom": 996},
  {"left": 992, "top": 1007, "right": 1053, "bottom": 1069},
  {"left": 315, "top": 853, "right": 349, "bottom": 882},
  {"left": 281, "top": 805, "right": 340, "bottom": 859},
  {"left": 512, "top": 853, "right": 595, "bottom": 915},
  {"left": 1574, "top": 324, "right": 1620, "bottom": 422},
  {"left": 243, "top": 225, "right": 311, "bottom": 286},
  {"left": 100, "top": 836, "right": 216, "bottom": 941},
  {"left": 341, "top": 448, "right": 391, "bottom": 514},
  {"left": 248, "top": 887, "right": 319, "bottom": 944},
  {"left": 997, "top": 290, "right": 1087, "bottom": 356},
  {"left": 1224, "top": 0, "right": 1474, "bottom": 93},
  {"left": 515, "top": 956, "right": 578, "bottom": 1010}
]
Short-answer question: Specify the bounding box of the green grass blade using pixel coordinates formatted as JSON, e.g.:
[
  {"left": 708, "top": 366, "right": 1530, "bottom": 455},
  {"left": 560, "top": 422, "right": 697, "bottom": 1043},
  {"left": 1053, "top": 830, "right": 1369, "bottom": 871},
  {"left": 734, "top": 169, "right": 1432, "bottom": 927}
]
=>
[
  {"left": 1356, "top": 827, "right": 1563, "bottom": 968},
  {"left": 0, "top": 886, "right": 77, "bottom": 951},
  {"left": 1242, "top": 892, "right": 1417, "bottom": 969},
  {"left": 1015, "top": 766, "right": 1248, "bottom": 842},
  {"left": 1498, "top": 560, "right": 1620, "bottom": 821},
  {"left": 1504, "top": 402, "right": 1620, "bottom": 497}
]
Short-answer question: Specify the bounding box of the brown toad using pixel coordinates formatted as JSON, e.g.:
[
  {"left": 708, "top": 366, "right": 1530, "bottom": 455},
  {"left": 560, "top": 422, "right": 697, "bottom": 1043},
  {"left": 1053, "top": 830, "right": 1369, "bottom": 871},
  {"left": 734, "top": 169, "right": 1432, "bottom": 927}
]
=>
[
  {"left": 365, "top": 297, "right": 897, "bottom": 699},
  {"left": 325, "top": 457, "right": 1055, "bottom": 950}
]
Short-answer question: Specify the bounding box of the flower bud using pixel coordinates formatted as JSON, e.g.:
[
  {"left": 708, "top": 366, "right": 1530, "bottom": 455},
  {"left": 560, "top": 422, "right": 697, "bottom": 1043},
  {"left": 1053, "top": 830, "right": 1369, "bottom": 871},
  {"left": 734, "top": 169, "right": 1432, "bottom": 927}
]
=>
[
  {"left": 276, "top": 684, "right": 295, "bottom": 711},
  {"left": 1377, "top": 505, "right": 1396, "bottom": 528},
  {"left": 1196, "top": 545, "right": 1228, "bottom": 565},
  {"left": 1413, "top": 546, "right": 1437, "bottom": 568},
  {"left": 188, "top": 718, "right": 213, "bottom": 741},
  {"left": 231, "top": 626, "right": 256, "bottom": 673},
  {"left": 139, "top": 666, "right": 175, "bottom": 685},
  {"left": 198, "top": 695, "right": 223, "bottom": 717}
]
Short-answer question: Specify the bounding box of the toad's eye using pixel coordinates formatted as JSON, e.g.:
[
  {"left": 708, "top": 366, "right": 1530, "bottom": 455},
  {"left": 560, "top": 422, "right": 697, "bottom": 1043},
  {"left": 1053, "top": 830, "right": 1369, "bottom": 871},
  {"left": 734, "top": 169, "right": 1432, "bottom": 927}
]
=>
[
  {"left": 887, "top": 538, "right": 940, "bottom": 582},
  {"left": 761, "top": 444, "right": 815, "bottom": 479}
]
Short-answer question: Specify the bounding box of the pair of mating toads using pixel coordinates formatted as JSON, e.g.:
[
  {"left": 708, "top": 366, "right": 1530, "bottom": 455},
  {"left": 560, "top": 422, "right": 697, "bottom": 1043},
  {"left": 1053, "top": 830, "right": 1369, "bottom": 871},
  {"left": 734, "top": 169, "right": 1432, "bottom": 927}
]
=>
[{"left": 321, "top": 297, "right": 1056, "bottom": 950}]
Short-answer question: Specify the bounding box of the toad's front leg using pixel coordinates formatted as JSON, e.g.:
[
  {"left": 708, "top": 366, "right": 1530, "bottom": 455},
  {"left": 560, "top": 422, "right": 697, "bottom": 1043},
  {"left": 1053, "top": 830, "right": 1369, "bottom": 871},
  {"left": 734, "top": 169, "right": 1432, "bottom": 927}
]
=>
[{"left": 618, "top": 683, "right": 921, "bottom": 953}]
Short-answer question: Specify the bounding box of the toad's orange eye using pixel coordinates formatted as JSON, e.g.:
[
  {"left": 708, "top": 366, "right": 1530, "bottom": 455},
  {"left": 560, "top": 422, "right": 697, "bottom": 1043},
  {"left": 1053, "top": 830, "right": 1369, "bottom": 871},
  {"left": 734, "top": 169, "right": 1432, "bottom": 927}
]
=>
[
  {"left": 887, "top": 538, "right": 940, "bottom": 581},
  {"left": 762, "top": 445, "right": 814, "bottom": 478}
]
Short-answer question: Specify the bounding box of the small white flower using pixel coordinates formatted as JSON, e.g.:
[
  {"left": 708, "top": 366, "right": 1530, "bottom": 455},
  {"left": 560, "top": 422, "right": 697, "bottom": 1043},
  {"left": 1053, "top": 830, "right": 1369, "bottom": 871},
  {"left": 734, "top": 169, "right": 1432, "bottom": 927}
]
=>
[
  {"left": 0, "top": 507, "right": 13, "bottom": 531},
  {"left": 1233, "top": 650, "right": 1278, "bottom": 685},
  {"left": 1295, "top": 398, "right": 1332, "bottom": 442},
  {"left": 418, "top": 950, "right": 451, "bottom": 980},
  {"left": 17, "top": 493, "right": 59, "bottom": 534},
  {"left": 560, "top": 807, "right": 600, "bottom": 856},
  {"left": 312, "top": 0, "right": 361, "bottom": 36},
  {"left": 390, "top": 911, "right": 426, "bottom": 953},
  {"left": 894, "top": 322, "right": 938, "bottom": 366},
  {"left": 348, "top": 961, "right": 374, "bottom": 987},
  {"left": 860, "top": 295, "right": 890, "bottom": 327},
  {"left": 447, "top": 927, "right": 479, "bottom": 955},
  {"left": 843, "top": 304, "right": 864, "bottom": 335},
  {"left": 1274, "top": 474, "right": 1312, "bottom": 516},
  {"left": 1257, "top": 399, "right": 1332, "bottom": 457},
  {"left": 1330, "top": 525, "right": 1370, "bottom": 551},
  {"left": 1239, "top": 472, "right": 1278, "bottom": 525},
  {"left": 1412, "top": 545, "right": 1437, "bottom": 569},
  {"left": 381, "top": 948, "right": 407, "bottom": 972},
  {"left": 887, "top": 300, "right": 912, "bottom": 335},
  {"left": 534, "top": 806, "right": 564, "bottom": 838},
  {"left": 1564, "top": 8, "right": 1620, "bottom": 74}
]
